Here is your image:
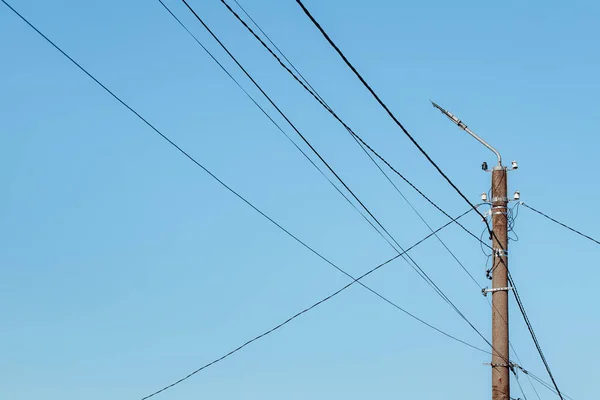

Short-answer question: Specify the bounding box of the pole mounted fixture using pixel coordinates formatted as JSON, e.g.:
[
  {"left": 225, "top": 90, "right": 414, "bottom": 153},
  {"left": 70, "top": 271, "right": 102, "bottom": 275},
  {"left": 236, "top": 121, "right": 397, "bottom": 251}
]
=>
[
  {"left": 431, "top": 101, "right": 503, "bottom": 166},
  {"left": 431, "top": 100, "right": 512, "bottom": 400}
]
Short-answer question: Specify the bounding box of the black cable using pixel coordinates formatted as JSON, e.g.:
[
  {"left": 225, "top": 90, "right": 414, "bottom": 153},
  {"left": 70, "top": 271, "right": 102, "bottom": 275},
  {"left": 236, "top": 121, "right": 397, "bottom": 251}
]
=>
[
  {"left": 513, "top": 367, "right": 530, "bottom": 400},
  {"left": 508, "top": 272, "right": 565, "bottom": 400},
  {"left": 522, "top": 202, "right": 600, "bottom": 246},
  {"left": 218, "top": 0, "right": 484, "bottom": 290},
  {"left": 0, "top": 0, "right": 363, "bottom": 293},
  {"left": 510, "top": 347, "right": 542, "bottom": 400},
  {"left": 155, "top": 1, "right": 487, "bottom": 365},
  {"left": 215, "top": 11, "right": 534, "bottom": 385},
  {"left": 172, "top": 7, "right": 522, "bottom": 399},
  {"left": 221, "top": 0, "right": 485, "bottom": 245},
  {"left": 294, "top": 0, "right": 490, "bottom": 227},
  {"left": 3, "top": 3, "right": 567, "bottom": 400},
  {"left": 141, "top": 210, "right": 487, "bottom": 399},
  {"left": 0, "top": 4, "right": 496, "bottom": 398},
  {"left": 179, "top": 0, "right": 418, "bottom": 263},
  {"left": 181, "top": 0, "right": 496, "bottom": 352},
  {"left": 156, "top": 0, "right": 384, "bottom": 251},
  {"left": 293, "top": 3, "right": 568, "bottom": 397},
  {"left": 231, "top": 0, "right": 326, "bottom": 105},
  {"left": 517, "top": 366, "right": 574, "bottom": 400}
]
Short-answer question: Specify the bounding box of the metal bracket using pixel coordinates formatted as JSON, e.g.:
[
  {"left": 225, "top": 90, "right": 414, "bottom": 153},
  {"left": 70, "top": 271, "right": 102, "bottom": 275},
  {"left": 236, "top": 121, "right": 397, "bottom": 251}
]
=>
[
  {"left": 481, "top": 287, "right": 513, "bottom": 296},
  {"left": 482, "top": 209, "right": 491, "bottom": 221},
  {"left": 484, "top": 362, "right": 518, "bottom": 373},
  {"left": 493, "top": 248, "right": 509, "bottom": 257},
  {"left": 491, "top": 196, "right": 509, "bottom": 203}
]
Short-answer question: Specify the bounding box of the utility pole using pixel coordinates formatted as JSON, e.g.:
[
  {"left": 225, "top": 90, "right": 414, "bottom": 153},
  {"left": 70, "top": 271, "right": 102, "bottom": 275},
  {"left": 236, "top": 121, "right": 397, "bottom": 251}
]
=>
[
  {"left": 490, "top": 165, "right": 510, "bottom": 400},
  {"left": 431, "top": 101, "right": 516, "bottom": 400}
]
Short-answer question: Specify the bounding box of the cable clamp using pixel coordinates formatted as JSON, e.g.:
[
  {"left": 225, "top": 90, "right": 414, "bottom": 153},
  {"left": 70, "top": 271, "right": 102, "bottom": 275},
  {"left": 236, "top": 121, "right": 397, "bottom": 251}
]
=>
[
  {"left": 493, "top": 248, "right": 509, "bottom": 256},
  {"left": 484, "top": 362, "right": 517, "bottom": 372},
  {"left": 481, "top": 286, "right": 513, "bottom": 296},
  {"left": 482, "top": 209, "right": 491, "bottom": 221}
]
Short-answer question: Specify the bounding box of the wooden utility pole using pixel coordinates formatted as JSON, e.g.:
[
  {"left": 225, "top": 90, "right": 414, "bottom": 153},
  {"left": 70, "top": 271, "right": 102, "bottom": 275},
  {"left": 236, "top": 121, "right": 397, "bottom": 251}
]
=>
[
  {"left": 491, "top": 165, "right": 510, "bottom": 400},
  {"left": 430, "top": 101, "right": 516, "bottom": 400}
]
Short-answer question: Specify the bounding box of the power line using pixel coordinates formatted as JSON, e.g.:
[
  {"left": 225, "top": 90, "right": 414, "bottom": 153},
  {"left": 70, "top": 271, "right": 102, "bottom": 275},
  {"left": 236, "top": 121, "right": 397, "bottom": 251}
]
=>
[
  {"left": 509, "top": 330, "right": 542, "bottom": 400},
  {"left": 218, "top": 7, "right": 546, "bottom": 385},
  {"left": 231, "top": 0, "right": 325, "bottom": 105},
  {"left": 0, "top": 4, "right": 493, "bottom": 398},
  {"left": 219, "top": 0, "right": 484, "bottom": 290},
  {"left": 4, "top": 2, "right": 563, "bottom": 398},
  {"left": 521, "top": 202, "right": 600, "bottom": 246},
  {"left": 294, "top": 0, "right": 489, "bottom": 226},
  {"left": 513, "top": 369, "right": 530, "bottom": 400},
  {"left": 217, "top": 10, "right": 546, "bottom": 388},
  {"left": 180, "top": 0, "right": 497, "bottom": 352},
  {"left": 178, "top": 0, "right": 415, "bottom": 262},
  {"left": 227, "top": 4, "right": 567, "bottom": 394},
  {"left": 509, "top": 272, "right": 565, "bottom": 400},
  {"left": 155, "top": 0, "right": 385, "bottom": 251},
  {"left": 0, "top": 0, "right": 358, "bottom": 294},
  {"left": 292, "top": 4, "right": 569, "bottom": 396},
  {"left": 141, "top": 210, "right": 487, "bottom": 399},
  {"left": 221, "top": 0, "right": 484, "bottom": 243},
  {"left": 154, "top": 1, "right": 493, "bottom": 367},
  {"left": 516, "top": 366, "right": 574, "bottom": 400}
]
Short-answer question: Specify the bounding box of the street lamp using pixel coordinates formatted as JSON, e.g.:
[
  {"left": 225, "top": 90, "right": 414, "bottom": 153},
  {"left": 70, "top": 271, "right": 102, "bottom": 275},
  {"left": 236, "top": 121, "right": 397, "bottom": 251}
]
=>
[{"left": 431, "top": 101, "right": 503, "bottom": 167}]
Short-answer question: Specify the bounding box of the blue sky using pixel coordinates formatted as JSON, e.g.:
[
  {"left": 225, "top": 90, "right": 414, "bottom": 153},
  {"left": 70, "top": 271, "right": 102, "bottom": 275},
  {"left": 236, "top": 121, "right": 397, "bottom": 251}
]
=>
[{"left": 1, "top": 0, "right": 598, "bottom": 399}]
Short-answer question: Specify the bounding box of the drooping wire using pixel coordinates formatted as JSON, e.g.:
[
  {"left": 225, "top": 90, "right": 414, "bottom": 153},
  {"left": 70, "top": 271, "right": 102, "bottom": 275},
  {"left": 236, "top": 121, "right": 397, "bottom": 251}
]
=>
[
  {"left": 2, "top": 2, "right": 567, "bottom": 399},
  {"left": 294, "top": 0, "right": 490, "bottom": 227},
  {"left": 231, "top": 0, "right": 326, "bottom": 105},
  {"left": 516, "top": 366, "right": 574, "bottom": 400},
  {"left": 293, "top": 3, "right": 568, "bottom": 396},
  {"left": 155, "top": 0, "right": 387, "bottom": 252},
  {"left": 522, "top": 202, "right": 600, "bottom": 246},
  {"left": 508, "top": 271, "right": 565, "bottom": 400},
  {"left": 0, "top": 4, "right": 496, "bottom": 398},
  {"left": 181, "top": 0, "right": 498, "bottom": 355},
  {"left": 217, "top": 1, "right": 530, "bottom": 383},
  {"left": 219, "top": 0, "right": 484, "bottom": 290},
  {"left": 0, "top": 0, "right": 490, "bottom": 389},
  {"left": 141, "top": 209, "right": 487, "bottom": 399},
  {"left": 513, "top": 369, "right": 529, "bottom": 400},
  {"left": 510, "top": 347, "right": 542, "bottom": 400}
]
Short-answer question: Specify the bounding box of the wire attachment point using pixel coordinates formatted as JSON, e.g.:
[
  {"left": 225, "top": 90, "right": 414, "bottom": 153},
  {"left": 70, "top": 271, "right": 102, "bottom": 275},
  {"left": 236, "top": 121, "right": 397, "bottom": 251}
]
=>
[{"left": 482, "top": 287, "right": 513, "bottom": 296}]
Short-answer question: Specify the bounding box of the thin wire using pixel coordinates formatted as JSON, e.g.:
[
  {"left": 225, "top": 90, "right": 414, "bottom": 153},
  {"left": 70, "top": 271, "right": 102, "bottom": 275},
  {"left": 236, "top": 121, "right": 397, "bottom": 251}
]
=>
[
  {"left": 181, "top": 0, "right": 497, "bottom": 355},
  {"left": 218, "top": 0, "right": 484, "bottom": 290},
  {"left": 142, "top": 210, "right": 488, "bottom": 399},
  {"left": 513, "top": 369, "right": 530, "bottom": 400},
  {"left": 293, "top": 3, "right": 567, "bottom": 397},
  {"left": 218, "top": 0, "right": 483, "bottom": 246},
  {"left": 509, "top": 272, "right": 565, "bottom": 400},
  {"left": 231, "top": 0, "right": 326, "bottom": 105},
  {"left": 0, "top": 0, "right": 369, "bottom": 293},
  {"left": 153, "top": 2, "right": 478, "bottom": 359},
  {"left": 517, "top": 366, "right": 574, "bottom": 400},
  {"left": 0, "top": 0, "right": 488, "bottom": 384},
  {"left": 179, "top": 0, "right": 417, "bottom": 264},
  {"left": 294, "top": 0, "right": 490, "bottom": 227},
  {"left": 3, "top": 2, "right": 565, "bottom": 399},
  {"left": 511, "top": 346, "right": 542, "bottom": 400},
  {"left": 0, "top": 4, "right": 500, "bottom": 398},
  {"left": 156, "top": 0, "right": 382, "bottom": 248},
  {"left": 522, "top": 202, "right": 600, "bottom": 246}
]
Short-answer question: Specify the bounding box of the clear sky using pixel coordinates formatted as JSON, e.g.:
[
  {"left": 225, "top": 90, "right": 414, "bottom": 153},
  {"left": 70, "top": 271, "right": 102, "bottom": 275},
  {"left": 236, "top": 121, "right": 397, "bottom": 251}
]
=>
[{"left": 1, "top": 0, "right": 598, "bottom": 399}]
